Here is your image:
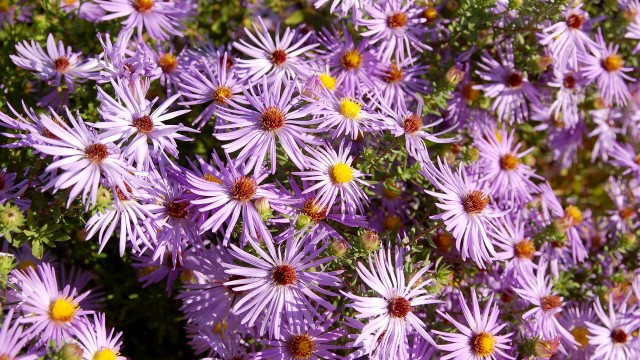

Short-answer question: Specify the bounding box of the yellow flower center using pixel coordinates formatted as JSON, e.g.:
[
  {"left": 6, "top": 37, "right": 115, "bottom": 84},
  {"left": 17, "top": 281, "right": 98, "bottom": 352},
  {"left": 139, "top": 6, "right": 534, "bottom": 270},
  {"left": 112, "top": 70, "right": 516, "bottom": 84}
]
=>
[
  {"left": 319, "top": 74, "right": 336, "bottom": 91},
  {"left": 472, "top": 332, "right": 495, "bottom": 357},
  {"left": 383, "top": 215, "right": 402, "bottom": 231},
  {"left": 339, "top": 98, "right": 361, "bottom": 120},
  {"left": 159, "top": 53, "right": 178, "bottom": 73},
  {"left": 212, "top": 86, "right": 232, "bottom": 104},
  {"left": 564, "top": 205, "right": 583, "bottom": 225},
  {"left": 462, "top": 82, "right": 480, "bottom": 102},
  {"left": 49, "top": 297, "right": 78, "bottom": 323},
  {"left": 571, "top": 326, "right": 589, "bottom": 348},
  {"left": 500, "top": 153, "right": 519, "bottom": 170},
  {"left": 212, "top": 321, "right": 228, "bottom": 337},
  {"left": 341, "top": 49, "right": 363, "bottom": 70},
  {"left": 93, "top": 349, "right": 117, "bottom": 360},
  {"left": 289, "top": 333, "right": 316, "bottom": 359},
  {"left": 330, "top": 163, "right": 353, "bottom": 184},
  {"left": 133, "top": 0, "right": 154, "bottom": 13},
  {"left": 602, "top": 54, "right": 624, "bottom": 72}
]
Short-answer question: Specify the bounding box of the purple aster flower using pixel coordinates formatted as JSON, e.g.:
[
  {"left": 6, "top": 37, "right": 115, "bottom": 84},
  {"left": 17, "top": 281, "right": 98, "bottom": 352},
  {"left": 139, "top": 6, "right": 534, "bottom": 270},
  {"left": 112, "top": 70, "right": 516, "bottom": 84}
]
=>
[
  {"left": 586, "top": 296, "right": 639, "bottom": 360},
  {"left": 314, "top": 0, "right": 362, "bottom": 18},
  {"left": 605, "top": 177, "right": 638, "bottom": 234},
  {"left": 492, "top": 215, "right": 538, "bottom": 277},
  {"left": 312, "top": 91, "right": 391, "bottom": 140},
  {"left": 580, "top": 29, "right": 635, "bottom": 106},
  {"left": 61, "top": 0, "right": 106, "bottom": 22},
  {"left": 372, "top": 58, "right": 430, "bottom": 111},
  {"left": 474, "top": 42, "right": 540, "bottom": 123},
  {"left": 71, "top": 313, "right": 125, "bottom": 360},
  {"left": 343, "top": 246, "right": 439, "bottom": 360},
  {"left": 223, "top": 232, "right": 342, "bottom": 339},
  {"left": 433, "top": 289, "right": 514, "bottom": 360},
  {"left": 378, "top": 99, "right": 454, "bottom": 164},
  {"left": 474, "top": 129, "right": 541, "bottom": 206},
  {"left": 7, "top": 262, "right": 93, "bottom": 345},
  {"left": 293, "top": 142, "right": 370, "bottom": 216},
  {"left": 559, "top": 303, "right": 597, "bottom": 359},
  {"left": 97, "top": 0, "right": 186, "bottom": 41},
  {"left": 31, "top": 107, "right": 139, "bottom": 210},
  {"left": 10, "top": 33, "right": 99, "bottom": 92},
  {"left": 85, "top": 182, "right": 156, "bottom": 256},
  {"left": 359, "top": 0, "right": 430, "bottom": 63},
  {"left": 254, "top": 314, "right": 345, "bottom": 359},
  {"left": 0, "top": 308, "right": 38, "bottom": 360},
  {"left": 422, "top": 158, "right": 507, "bottom": 268},
  {"left": 95, "top": 78, "right": 194, "bottom": 171},
  {"left": 589, "top": 107, "right": 623, "bottom": 162},
  {"left": 512, "top": 261, "right": 577, "bottom": 347},
  {"left": 531, "top": 103, "right": 586, "bottom": 169},
  {"left": 97, "top": 28, "right": 157, "bottom": 83},
  {"left": 625, "top": 17, "right": 640, "bottom": 53},
  {"left": 540, "top": 3, "right": 597, "bottom": 71},
  {"left": 186, "top": 153, "right": 290, "bottom": 244},
  {"left": 215, "top": 78, "right": 320, "bottom": 174},
  {"left": 233, "top": 17, "right": 317, "bottom": 83},
  {"left": 317, "top": 27, "right": 376, "bottom": 96},
  {"left": 608, "top": 141, "right": 640, "bottom": 175},
  {"left": 179, "top": 53, "right": 245, "bottom": 129},
  {"left": 547, "top": 69, "right": 584, "bottom": 129}
]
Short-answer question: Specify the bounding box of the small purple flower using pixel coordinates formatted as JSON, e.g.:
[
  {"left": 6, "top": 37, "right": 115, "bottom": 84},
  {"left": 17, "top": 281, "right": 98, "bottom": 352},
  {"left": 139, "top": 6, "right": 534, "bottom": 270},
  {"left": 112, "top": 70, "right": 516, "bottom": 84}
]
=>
[
  {"left": 342, "top": 246, "right": 440, "bottom": 359},
  {"left": 97, "top": 0, "right": 186, "bottom": 41},
  {"left": 433, "top": 289, "right": 514, "bottom": 360},
  {"left": 359, "top": 0, "right": 430, "bottom": 63},
  {"left": 223, "top": 233, "right": 342, "bottom": 339},
  {"left": 233, "top": 17, "right": 317, "bottom": 83},
  {"left": 589, "top": 107, "right": 623, "bottom": 162},
  {"left": 0, "top": 308, "right": 38, "bottom": 360},
  {"left": 71, "top": 313, "right": 125, "bottom": 360},
  {"left": 10, "top": 34, "right": 99, "bottom": 92},
  {"left": 586, "top": 296, "right": 639, "bottom": 360},
  {"left": 580, "top": 29, "right": 635, "bottom": 106},
  {"left": 312, "top": 92, "right": 390, "bottom": 140},
  {"left": 475, "top": 42, "right": 540, "bottom": 123},
  {"left": 559, "top": 303, "right": 597, "bottom": 359},
  {"left": 547, "top": 69, "right": 584, "bottom": 129},
  {"left": 215, "top": 78, "right": 320, "bottom": 174},
  {"left": 372, "top": 58, "right": 430, "bottom": 111},
  {"left": 293, "top": 142, "right": 370, "bottom": 216},
  {"left": 492, "top": 215, "right": 538, "bottom": 277}
]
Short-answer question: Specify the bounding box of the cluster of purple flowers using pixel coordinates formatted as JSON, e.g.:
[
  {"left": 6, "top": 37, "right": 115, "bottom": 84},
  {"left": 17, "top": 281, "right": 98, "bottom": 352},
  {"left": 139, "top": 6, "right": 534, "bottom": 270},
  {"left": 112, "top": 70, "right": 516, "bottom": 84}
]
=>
[{"left": 2, "top": 0, "right": 640, "bottom": 359}]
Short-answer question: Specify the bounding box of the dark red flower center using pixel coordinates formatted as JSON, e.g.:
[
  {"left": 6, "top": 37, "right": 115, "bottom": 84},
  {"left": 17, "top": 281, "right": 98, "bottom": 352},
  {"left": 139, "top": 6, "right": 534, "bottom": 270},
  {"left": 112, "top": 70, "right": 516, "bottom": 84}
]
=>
[
  {"left": 611, "top": 328, "right": 628, "bottom": 343},
  {"left": 270, "top": 49, "right": 287, "bottom": 66},
  {"left": 231, "top": 176, "right": 257, "bottom": 201},
  {"left": 403, "top": 113, "right": 422, "bottom": 134},
  {"left": 85, "top": 143, "right": 109, "bottom": 163},
  {"left": 506, "top": 72, "right": 523, "bottom": 88},
  {"left": 620, "top": 207, "right": 635, "bottom": 219},
  {"left": 384, "top": 63, "right": 404, "bottom": 83},
  {"left": 387, "top": 12, "right": 409, "bottom": 29},
  {"left": 115, "top": 183, "right": 133, "bottom": 201},
  {"left": 567, "top": 13, "right": 585, "bottom": 29},
  {"left": 167, "top": 200, "right": 188, "bottom": 219},
  {"left": 540, "top": 295, "right": 562, "bottom": 312},
  {"left": 563, "top": 74, "right": 576, "bottom": 89},
  {"left": 302, "top": 198, "right": 328, "bottom": 222},
  {"left": 388, "top": 296, "right": 412, "bottom": 318},
  {"left": 463, "top": 190, "right": 489, "bottom": 214},
  {"left": 133, "top": 114, "right": 154, "bottom": 133},
  {"left": 260, "top": 106, "right": 286, "bottom": 131},
  {"left": 272, "top": 264, "right": 297, "bottom": 285},
  {"left": 53, "top": 57, "right": 70, "bottom": 72}
]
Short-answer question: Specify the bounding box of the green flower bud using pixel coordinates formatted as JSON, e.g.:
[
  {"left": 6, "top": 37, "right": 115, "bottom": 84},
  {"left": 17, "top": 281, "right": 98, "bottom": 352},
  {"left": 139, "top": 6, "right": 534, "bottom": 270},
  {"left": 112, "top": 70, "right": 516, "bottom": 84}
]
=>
[
  {"left": 295, "top": 214, "right": 312, "bottom": 230},
  {"left": 59, "top": 343, "right": 83, "bottom": 360},
  {"left": 360, "top": 230, "right": 379, "bottom": 251},
  {"left": 329, "top": 239, "right": 349, "bottom": 257},
  {"left": 0, "top": 203, "right": 25, "bottom": 231}
]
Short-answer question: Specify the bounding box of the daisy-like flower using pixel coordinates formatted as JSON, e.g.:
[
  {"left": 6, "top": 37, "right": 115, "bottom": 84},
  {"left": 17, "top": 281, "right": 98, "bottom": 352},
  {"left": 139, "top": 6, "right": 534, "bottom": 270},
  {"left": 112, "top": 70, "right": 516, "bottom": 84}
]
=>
[
  {"left": 359, "top": 0, "right": 430, "bottom": 63},
  {"left": 372, "top": 59, "right": 430, "bottom": 111},
  {"left": 186, "top": 153, "right": 289, "bottom": 243},
  {"left": 513, "top": 261, "right": 577, "bottom": 346},
  {"left": 492, "top": 215, "right": 537, "bottom": 277},
  {"left": 31, "top": 107, "right": 139, "bottom": 210},
  {"left": 7, "top": 262, "right": 93, "bottom": 344},
  {"left": 547, "top": 69, "right": 584, "bottom": 129},
  {"left": 586, "top": 296, "right": 639, "bottom": 360},
  {"left": 293, "top": 142, "right": 369, "bottom": 215},
  {"left": 97, "top": 0, "right": 186, "bottom": 41},
  {"left": 474, "top": 42, "right": 540, "bottom": 123},
  {"left": 580, "top": 28, "right": 635, "bottom": 106},
  {"left": 540, "top": 3, "right": 597, "bottom": 71},
  {"left": 233, "top": 17, "right": 317, "bottom": 83},
  {"left": 589, "top": 107, "right": 622, "bottom": 162},
  {"left": 179, "top": 53, "right": 244, "bottom": 129},
  {"left": 0, "top": 308, "right": 38, "bottom": 360},
  {"left": 71, "top": 313, "right": 125, "bottom": 360},
  {"left": 95, "top": 78, "right": 194, "bottom": 171},
  {"left": 559, "top": 303, "right": 597, "bottom": 359},
  {"left": 434, "top": 289, "right": 514, "bottom": 360},
  {"left": 422, "top": 158, "right": 507, "bottom": 268},
  {"left": 624, "top": 17, "right": 640, "bottom": 53},
  {"left": 379, "top": 99, "right": 454, "bottom": 164},
  {"left": 313, "top": 92, "right": 390, "bottom": 140},
  {"left": 608, "top": 141, "right": 640, "bottom": 175},
  {"left": 215, "top": 78, "right": 320, "bottom": 174},
  {"left": 223, "top": 233, "right": 342, "bottom": 339},
  {"left": 343, "top": 246, "right": 440, "bottom": 360},
  {"left": 254, "top": 314, "right": 345, "bottom": 359},
  {"left": 474, "top": 128, "right": 541, "bottom": 206},
  {"left": 10, "top": 33, "right": 99, "bottom": 92}
]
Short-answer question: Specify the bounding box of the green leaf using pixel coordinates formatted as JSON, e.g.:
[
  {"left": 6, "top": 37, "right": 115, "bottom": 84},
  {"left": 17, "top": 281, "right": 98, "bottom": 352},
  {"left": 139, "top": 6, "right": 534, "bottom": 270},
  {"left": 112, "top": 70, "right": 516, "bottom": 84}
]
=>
[{"left": 284, "top": 10, "right": 304, "bottom": 26}]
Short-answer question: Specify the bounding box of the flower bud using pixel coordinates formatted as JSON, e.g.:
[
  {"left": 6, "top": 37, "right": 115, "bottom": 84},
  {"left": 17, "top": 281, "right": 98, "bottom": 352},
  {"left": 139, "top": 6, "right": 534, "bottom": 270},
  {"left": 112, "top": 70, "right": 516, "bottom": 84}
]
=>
[
  {"left": 329, "top": 239, "right": 349, "bottom": 257},
  {"left": 295, "top": 213, "right": 312, "bottom": 230},
  {"left": 0, "top": 203, "right": 25, "bottom": 230},
  {"left": 534, "top": 337, "right": 560, "bottom": 359},
  {"left": 360, "top": 230, "right": 379, "bottom": 251},
  {"left": 255, "top": 197, "right": 271, "bottom": 219},
  {"left": 445, "top": 66, "right": 465, "bottom": 87},
  {"left": 59, "top": 343, "right": 84, "bottom": 360}
]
